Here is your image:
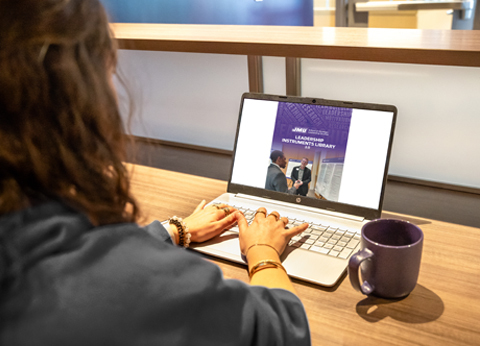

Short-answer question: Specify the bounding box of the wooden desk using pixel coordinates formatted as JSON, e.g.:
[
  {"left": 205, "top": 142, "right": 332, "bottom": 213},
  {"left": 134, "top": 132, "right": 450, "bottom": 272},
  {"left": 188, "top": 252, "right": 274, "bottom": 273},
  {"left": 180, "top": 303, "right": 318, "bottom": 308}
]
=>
[
  {"left": 112, "top": 23, "right": 480, "bottom": 94},
  {"left": 112, "top": 23, "right": 480, "bottom": 67},
  {"left": 128, "top": 163, "right": 480, "bottom": 346}
]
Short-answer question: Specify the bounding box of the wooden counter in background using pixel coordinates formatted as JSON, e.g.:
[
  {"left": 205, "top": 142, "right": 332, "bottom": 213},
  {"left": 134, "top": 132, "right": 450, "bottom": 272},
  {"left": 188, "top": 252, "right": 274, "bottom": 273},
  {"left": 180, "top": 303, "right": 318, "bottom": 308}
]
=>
[
  {"left": 127, "top": 163, "right": 480, "bottom": 346},
  {"left": 112, "top": 23, "right": 480, "bottom": 67}
]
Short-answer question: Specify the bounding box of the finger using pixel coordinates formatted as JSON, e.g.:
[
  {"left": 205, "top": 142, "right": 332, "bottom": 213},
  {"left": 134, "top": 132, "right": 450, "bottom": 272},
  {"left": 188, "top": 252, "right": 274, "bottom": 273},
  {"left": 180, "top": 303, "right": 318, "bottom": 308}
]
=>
[
  {"left": 211, "top": 203, "right": 232, "bottom": 209},
  {"left": 254, "top": 208, "right": 267, "bottom": 219},
  {"left": 280, "top": 217, "right": 289, "bottom": 228},
  {"left": 215, "top": 206, "right": 234, "bottom": 219},
  {"left": 267, "top": 211, "right": 280, "bottom": 221},
  {"left": 234, "top": 211, "right": 248, "bottom": 231},
  {"left": 215, "top": 211, "right": 240, "bottom": 229},
  {"left": 284, "top": 223, "right": 309, "bottom": 238},
  {"left": 212, "top": 204, "right": 235, "bottom": 212},
  {"left": 222, "top": 206, "right": 234, "bottom": 217},
  {"left": 193, "top": 200, "right": 207, "bottom": 213},
  {"left": 209, "top": 203, "right": 226, "bottom": 212}
]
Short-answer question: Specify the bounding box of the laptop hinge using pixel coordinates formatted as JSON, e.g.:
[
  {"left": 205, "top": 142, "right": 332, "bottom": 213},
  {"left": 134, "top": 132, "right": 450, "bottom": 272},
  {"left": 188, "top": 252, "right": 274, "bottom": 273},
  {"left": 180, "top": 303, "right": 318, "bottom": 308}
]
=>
[{"left": 235, "top": 194, "right": 365, "bottom": 222}]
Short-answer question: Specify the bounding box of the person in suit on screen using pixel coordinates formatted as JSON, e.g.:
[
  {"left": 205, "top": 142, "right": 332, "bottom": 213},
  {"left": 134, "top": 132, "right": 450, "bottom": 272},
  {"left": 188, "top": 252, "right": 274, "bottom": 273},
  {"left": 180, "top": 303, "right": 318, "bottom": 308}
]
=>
[
  {"left": 265, "top": 150, "right": 301, "bottom": 194},
  {"left": 291, "top": 157, "right": 311, "bottom": 196}
]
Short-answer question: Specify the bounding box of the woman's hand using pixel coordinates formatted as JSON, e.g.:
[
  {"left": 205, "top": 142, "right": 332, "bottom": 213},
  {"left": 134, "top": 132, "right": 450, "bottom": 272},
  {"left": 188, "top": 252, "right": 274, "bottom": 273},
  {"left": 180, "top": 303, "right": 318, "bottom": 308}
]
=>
[
  {"left": 237, "top": 207, "right": 308, "bottom": 257},
  {"left": 183, "top": 201, "right": 238, "bottom": 243}
]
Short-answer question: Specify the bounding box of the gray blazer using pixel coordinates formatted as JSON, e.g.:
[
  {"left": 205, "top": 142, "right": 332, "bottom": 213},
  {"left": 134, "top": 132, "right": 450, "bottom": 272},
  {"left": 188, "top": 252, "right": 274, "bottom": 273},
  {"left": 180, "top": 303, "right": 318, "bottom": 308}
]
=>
[
  {"left": 0, "top": 201, "right": 310, "bottom": 346},
  {"left": 265, "top": 163, "right": 296, "bottom": 194}
]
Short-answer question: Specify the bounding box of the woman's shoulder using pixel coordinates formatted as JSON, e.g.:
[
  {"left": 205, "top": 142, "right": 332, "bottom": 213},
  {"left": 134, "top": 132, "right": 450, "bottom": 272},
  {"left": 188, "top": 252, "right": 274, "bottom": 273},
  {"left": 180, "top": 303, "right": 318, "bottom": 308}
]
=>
[{"left": 1, "top": 202, "right": 310, "bottom": 346}]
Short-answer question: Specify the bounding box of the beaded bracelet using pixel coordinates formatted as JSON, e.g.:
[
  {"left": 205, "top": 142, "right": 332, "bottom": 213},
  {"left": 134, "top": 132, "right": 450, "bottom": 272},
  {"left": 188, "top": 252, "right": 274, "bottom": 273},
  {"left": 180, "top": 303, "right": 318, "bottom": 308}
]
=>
[
  {"left": 249, "top": 260, "right": 287, "bottom": 278},
  {"left": 168, "top": 216, "right": 191, "bottom": 248}
]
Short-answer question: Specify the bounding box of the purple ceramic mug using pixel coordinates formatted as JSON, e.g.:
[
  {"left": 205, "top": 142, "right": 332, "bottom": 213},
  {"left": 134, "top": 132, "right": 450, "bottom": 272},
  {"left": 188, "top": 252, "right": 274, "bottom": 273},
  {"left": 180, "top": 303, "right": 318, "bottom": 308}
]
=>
[{"left": 348, "top": 219, "right": 423, "bottom": 299}]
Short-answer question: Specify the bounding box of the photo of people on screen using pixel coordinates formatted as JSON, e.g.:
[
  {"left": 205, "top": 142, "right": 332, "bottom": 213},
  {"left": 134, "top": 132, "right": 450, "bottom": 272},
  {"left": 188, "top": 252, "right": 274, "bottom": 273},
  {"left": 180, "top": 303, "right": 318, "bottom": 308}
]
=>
[
  {"left": 265, "top": 149, "right": 345, "bottom": 202},
  {"left": 261, "top": 101, "right": 353, "bottom": 202},
  {"left": 265, "top": 150, "right": 301, "bottom": 194},
  {"left": 291, "top": 157, "right": 311, "bottom": 196}
]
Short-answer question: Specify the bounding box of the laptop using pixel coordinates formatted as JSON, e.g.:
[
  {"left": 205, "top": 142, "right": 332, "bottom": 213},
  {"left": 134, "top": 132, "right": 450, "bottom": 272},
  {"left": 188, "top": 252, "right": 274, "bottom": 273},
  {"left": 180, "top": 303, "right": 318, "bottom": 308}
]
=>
[{"left": 190, "top": 92, "right": 397, "bottom": 287}]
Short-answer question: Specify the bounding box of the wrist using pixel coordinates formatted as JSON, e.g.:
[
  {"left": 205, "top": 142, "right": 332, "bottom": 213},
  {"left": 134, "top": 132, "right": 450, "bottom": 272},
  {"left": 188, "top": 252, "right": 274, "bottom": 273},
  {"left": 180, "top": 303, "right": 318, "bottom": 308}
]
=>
[
  {"left": 249, "top": 259, "right": 287, "bottom": 278},
  {"left": 246, "top": 245, "right": 281, "bottom": 271},
  {"left": 168, "top": 216, "right": 191, "bottom": 248},
  {"left": 166, "top": 223, "right": 180, "bottom": 244}
]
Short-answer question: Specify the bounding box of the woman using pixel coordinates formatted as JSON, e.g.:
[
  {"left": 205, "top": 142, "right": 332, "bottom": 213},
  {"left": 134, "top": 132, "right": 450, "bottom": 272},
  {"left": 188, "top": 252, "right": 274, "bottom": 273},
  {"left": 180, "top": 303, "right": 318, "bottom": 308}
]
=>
[{"left": 0, "top": 0, "right": 311, "bottom": 345}]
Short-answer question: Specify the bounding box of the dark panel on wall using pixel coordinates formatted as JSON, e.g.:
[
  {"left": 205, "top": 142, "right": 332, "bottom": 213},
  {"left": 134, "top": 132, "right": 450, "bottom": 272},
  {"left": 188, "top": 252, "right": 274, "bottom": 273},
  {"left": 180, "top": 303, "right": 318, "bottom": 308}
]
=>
[{"left": 100, "top": 0, "right": 313, "bottom": 26}]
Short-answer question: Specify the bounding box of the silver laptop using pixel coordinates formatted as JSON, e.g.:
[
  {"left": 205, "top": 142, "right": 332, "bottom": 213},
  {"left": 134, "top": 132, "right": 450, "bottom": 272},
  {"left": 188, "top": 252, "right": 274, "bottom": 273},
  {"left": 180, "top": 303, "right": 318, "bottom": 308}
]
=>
[{"left": 191, "top": 93, "right": 397, "bottom": 287}]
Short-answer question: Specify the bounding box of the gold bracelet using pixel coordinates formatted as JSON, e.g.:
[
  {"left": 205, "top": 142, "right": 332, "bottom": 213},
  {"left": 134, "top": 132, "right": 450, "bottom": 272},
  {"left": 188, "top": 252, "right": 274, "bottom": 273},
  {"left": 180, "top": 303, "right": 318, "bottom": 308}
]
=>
[
  {"left": 249, "top": 260, "right": 287, "bottom": 278},
  {"left": 245, "top": 243, "right": 280, "bottom": 258}
]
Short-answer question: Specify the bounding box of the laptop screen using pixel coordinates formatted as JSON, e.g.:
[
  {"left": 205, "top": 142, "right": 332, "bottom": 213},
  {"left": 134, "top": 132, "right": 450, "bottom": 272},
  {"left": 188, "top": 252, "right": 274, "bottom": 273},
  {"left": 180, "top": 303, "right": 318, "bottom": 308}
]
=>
[{"left": 229, "top": 93, "right": 397, "bottom": 219}]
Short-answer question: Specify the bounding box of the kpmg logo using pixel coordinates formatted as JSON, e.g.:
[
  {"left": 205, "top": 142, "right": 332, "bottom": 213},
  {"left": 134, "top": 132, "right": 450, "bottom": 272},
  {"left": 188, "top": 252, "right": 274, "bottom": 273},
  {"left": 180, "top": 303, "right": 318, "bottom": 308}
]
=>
[{"left": 292, "top": 127, "right": 308, "bottom": 133}]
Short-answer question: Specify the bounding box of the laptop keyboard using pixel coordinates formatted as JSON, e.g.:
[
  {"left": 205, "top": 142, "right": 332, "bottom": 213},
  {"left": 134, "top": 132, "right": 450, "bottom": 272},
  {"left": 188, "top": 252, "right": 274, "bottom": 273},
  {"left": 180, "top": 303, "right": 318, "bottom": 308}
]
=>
[{"left": 228, "top": 206, "right": 361, "bottom": 260}]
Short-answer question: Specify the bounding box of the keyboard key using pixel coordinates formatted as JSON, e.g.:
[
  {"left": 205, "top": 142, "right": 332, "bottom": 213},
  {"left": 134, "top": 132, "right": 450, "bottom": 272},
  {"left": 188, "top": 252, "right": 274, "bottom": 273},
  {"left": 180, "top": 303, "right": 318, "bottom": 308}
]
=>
[
  {"left": 323, "top": 243, "right": 334, "bottom": 249},
  {"left": 338, "top": 249, "right": 353, "bottom": 259},
  {"left": 328, "top": 250, "right": 340, "bottom": 257},
  {"left": 347, "top": 240, "right": 359, "bottom": 249},
  {"left": 314, "top": 241, "right": 325, "bottom": 247},
  {"left": 333, "top": 245, "right": 344, "bottom": 252},
  {"left": 310, "top": 246, "right": 330, "bottom": 254},
  {"left": 300, "top": 244, "right": 311, "bottom": 250},
  {"left": 305, "top": 239, "right": 315, "bottom": 245}
]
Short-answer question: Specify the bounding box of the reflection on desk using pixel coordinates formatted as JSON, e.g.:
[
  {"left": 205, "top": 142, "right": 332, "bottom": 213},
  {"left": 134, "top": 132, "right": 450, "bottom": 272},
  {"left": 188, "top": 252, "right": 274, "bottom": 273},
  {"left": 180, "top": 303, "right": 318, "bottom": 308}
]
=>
[{"left": 127, "top": 163, "right": 480, "bottom": 346}]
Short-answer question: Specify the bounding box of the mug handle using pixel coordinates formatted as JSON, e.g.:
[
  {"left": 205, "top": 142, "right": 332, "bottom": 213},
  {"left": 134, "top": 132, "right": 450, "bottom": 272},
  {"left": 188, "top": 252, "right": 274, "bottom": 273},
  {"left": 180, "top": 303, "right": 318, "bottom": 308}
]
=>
[{"left": 348, "top": 248, "right": 375, "bottom": 295}]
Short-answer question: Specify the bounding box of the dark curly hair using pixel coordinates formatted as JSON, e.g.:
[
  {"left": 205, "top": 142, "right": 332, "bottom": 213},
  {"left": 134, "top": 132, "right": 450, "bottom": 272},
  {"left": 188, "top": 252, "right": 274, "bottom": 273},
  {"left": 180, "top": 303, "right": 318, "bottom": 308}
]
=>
[{"left": 0, "top": 0, "right": 139, "bottom": 225}]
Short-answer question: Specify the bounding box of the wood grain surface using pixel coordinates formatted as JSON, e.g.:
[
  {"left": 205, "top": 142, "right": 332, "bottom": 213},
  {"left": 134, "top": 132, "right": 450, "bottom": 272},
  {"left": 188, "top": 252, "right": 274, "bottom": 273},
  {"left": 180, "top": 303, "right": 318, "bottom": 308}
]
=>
[
  {"left": 128, "top": 163, "right": 480, "bottom": 346},
  {"left": 112, "top": 23, "right": 480, "bottom": 67}
]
